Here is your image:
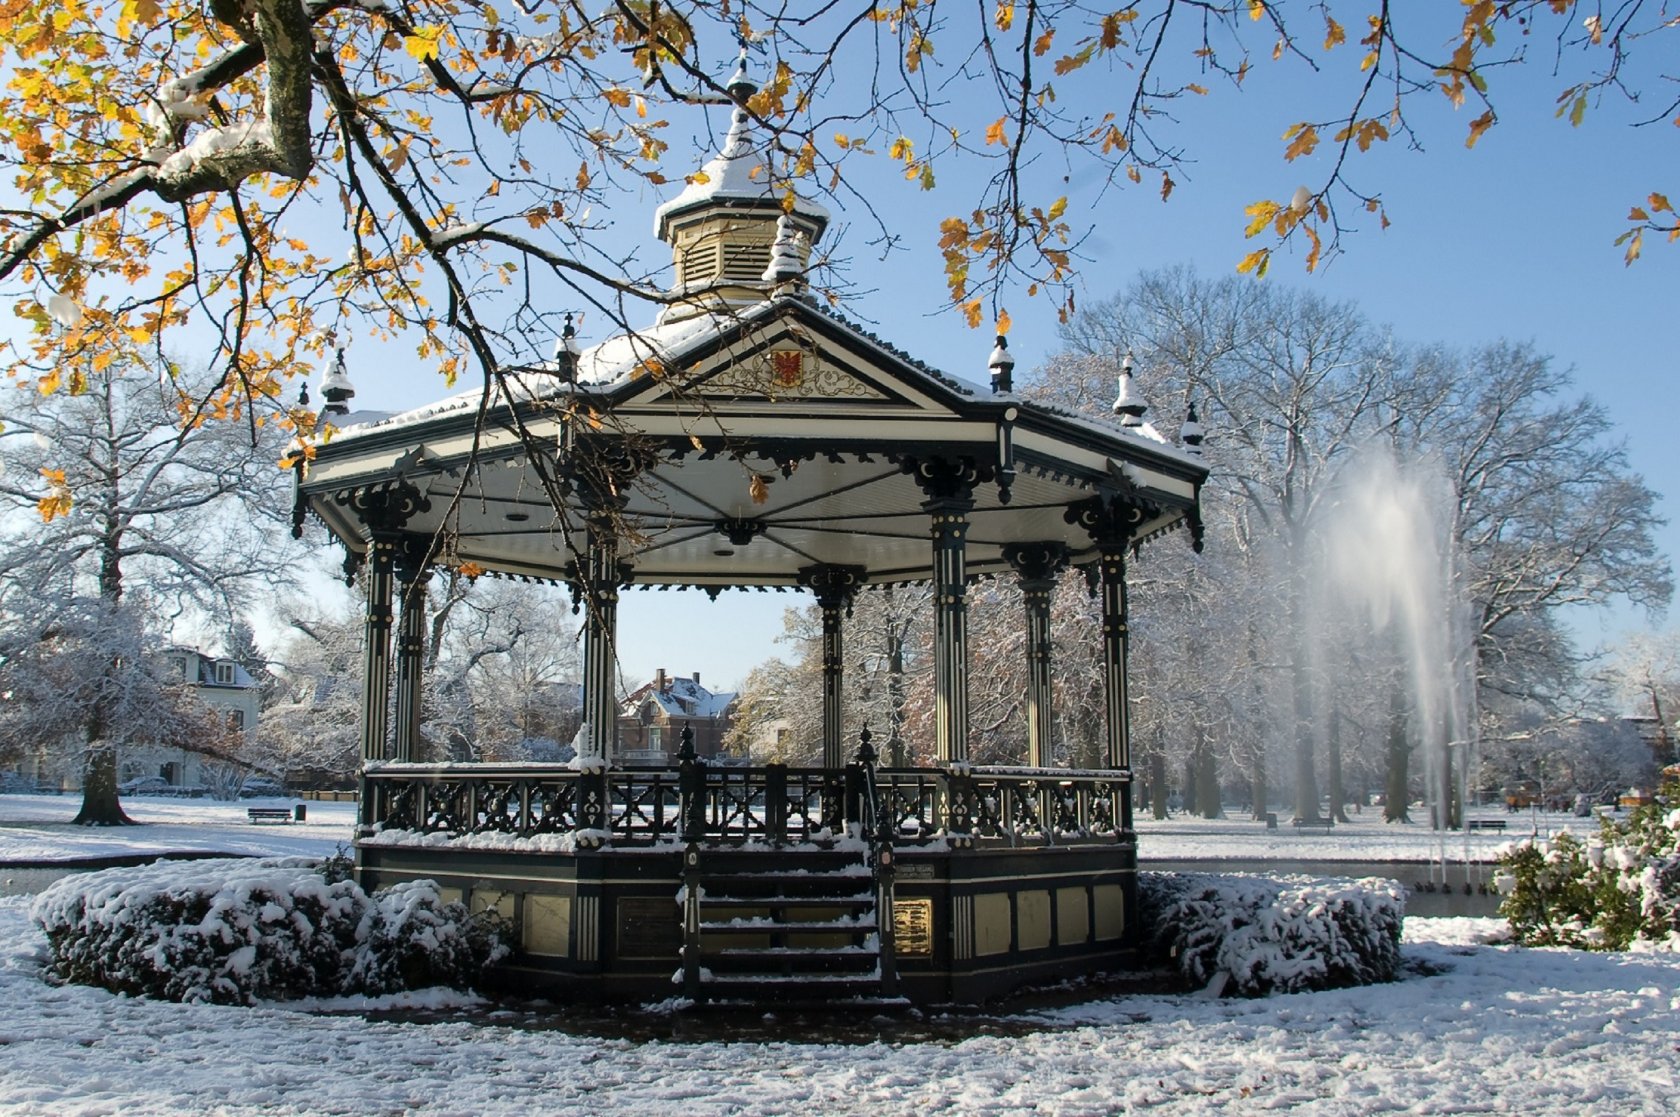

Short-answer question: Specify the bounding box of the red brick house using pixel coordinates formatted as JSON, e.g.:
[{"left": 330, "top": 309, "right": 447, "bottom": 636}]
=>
[{"left": 616, "top": 669, "right": 736, "bottom": 763}]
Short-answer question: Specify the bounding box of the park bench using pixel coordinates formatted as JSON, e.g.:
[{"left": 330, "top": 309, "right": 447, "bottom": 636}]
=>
[
  {"left": 1291, "top": 818, "right": 1334, "bottom": 834},
  {"left": 1466, "top": 819, "right": 1508, "bottom": 833},
  {"left": 246, "top": 807, "right": 293, "bottom": 825}
]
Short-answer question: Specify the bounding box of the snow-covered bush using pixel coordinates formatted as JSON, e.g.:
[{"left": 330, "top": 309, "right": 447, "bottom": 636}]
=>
[
  {"left": 1139, "top": 871, "right": 1406, "bottom": 997},
  {"left": 31, "top": 857, "right": 509, "bottom": 1005},
  {"left": 1497, "top": 776, "right": 1680, "bottom": 951}
]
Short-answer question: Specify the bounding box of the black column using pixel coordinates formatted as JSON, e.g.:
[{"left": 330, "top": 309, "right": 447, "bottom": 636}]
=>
[
  {"left": 578, "top": 513, "right": 622, "bottom": 766},
  {"left": 1068, "top": 495, "right": 1147, "bottom": 835},
  {"left": 799, "top": 565, "right": 867, "bottom": 769},
  {"left": 392, "top": 536, "right": 432, "bottom": 764},
  {"left": 1003, "top": 543, "right": 1071, "bottom": 769},
  {"left": 336, "top": 484, "right": 430, "bottom": 770},
  {"left": 904, "top": 456, "right": 991, "bottom": 766}
]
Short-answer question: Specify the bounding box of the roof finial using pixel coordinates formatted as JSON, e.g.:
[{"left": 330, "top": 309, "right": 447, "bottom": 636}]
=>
[
  {"left": 1111, "top": 349, "right": 1147, "bottom": 427},
  {"left": 1180, "top": 400, "right": 1205, "bottom": 456},
  {"left": 988, "top": 334, "right": 1015, "bottom": 394},
  {"left": 761, "top": 214, "right": 810, "bottom": 294},
  {"left": 320, "top": 348, "right": 355, "bottom": 418},
  {"left": 554, "top": 312, "right": 581, "bottom": 381}
]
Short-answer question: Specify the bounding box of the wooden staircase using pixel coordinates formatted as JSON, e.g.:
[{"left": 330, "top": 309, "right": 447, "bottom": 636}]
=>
[{"left": 678, "top": 846, "right": 899, "bottom": 1005}]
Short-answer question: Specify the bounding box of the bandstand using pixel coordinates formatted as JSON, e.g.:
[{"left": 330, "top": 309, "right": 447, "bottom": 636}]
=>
[{"left": 292, "top": 67, "right": 1208, "bottom": 1005}]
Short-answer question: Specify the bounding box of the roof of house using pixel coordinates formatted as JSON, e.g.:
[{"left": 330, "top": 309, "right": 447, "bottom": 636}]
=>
[{"left": 622, "top": 675, "right": 735, "bottom": 720}]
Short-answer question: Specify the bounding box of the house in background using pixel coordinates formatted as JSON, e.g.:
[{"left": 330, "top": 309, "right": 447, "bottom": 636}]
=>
[
  {"left": 120, "top": 647, "right": 261, "bottom": 789},
  {"left": 616, "top": 669, "right": 736, "bottom": 763}
]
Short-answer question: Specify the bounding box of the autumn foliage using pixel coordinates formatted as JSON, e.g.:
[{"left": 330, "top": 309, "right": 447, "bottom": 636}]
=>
[{"left": 0, "top": 1, "right": 1672, "bottom": 423}]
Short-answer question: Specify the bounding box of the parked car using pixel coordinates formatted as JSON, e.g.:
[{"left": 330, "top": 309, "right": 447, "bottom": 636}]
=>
[
  {"left": 118, "top": 776, "right": 171, "bottom": 796},
  {"left": 238, "top": 779, "right": 286, "bottom": 799}
]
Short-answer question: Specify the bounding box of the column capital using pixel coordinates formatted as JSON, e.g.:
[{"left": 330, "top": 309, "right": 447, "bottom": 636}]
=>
[
  {"left": 334, "top": 481, "right": 431, "bottom": 540},
  {"left": 567, "top": 438, "right": 654, "bottom": 512},
  {"left": 393, "top": 532, "right": 437, "bottom": 583},
  {"left": 1002, "top": 541, "right": 1071, "bottom": 587},
  {"left": 1064, "top": 493, "right": 1152, "bottom": 550},
  {"left": 901, "top": 453, "right": 993, "bottom": 506},
  {"left": 798, "top": 563, "right": 868, "bottom": 610}
]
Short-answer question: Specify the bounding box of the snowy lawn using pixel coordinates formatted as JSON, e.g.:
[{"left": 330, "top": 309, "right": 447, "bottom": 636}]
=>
[
  {"left": 2, "top": 900, "right": 1676, "bottom": 1115},
  {"left": 0, "top": 794, "right": 358, "bottom": 863},
  {"left": 1, "top": 795, "right": 1676, "bottom": 1114}
]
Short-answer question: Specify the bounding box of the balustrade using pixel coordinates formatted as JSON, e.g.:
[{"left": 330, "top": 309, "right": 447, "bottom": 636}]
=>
[{"left": 360, "top": 761, "right": 1127, "bottom": 848}]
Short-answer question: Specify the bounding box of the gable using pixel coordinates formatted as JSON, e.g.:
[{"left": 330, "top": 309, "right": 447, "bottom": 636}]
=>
[{"left": 616, "top": 304, "right": 967, "bottom": 416}]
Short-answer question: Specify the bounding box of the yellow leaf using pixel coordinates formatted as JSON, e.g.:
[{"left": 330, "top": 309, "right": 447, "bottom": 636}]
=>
[
  {"left": 1624, "top": 228, "right": 1643, "bottom": 265},
  {"left": 1249, "top": 0, "right": 1265, "bottom": 21},
  {"left": 404, "top": 26, "right": 444, "bottom": 63},
  {"left": 1244, "top": 200, "right": 1281, "bottom": 237},
  {"left": 1237, "top": 249, "right": 1270, "bottom": 277},
  {"left": 996, "top": 309, "right": 1012, "bottom": 335},
  {"left": 889, "top": 136, "right": 913, "bottom": 162},
  {"left": 995, "top": 2, "right": 1014, "bottom": 32},
  {"left": 1126, "top": 164, "right": 1141, "bottom": 184},
  {"left": 1465, "top": 110, "right": 1495, "bottom": 149},
  {"left": 748, "top": 474, "right": 770, "bottom": 504},
  {"left": 963, "top": 299, "right": 984, "bottom": 328},
  {"left": 1161, "top": 172, "right": 1174, "bottom": 201},
  {"left": 1033, "top": 27, "right": 1054, "bottom": 56},
  {"left": 1650, "top": 192, "right": 1672, "bottom": 213},
  {"left": 1324, "top": 17, "right": 1345, "bottom": 49},
  {"left": 1284, "top": 125, "right": 1318, "bottom": 161},
  {"left": 1186, "top": 83, "right": 1208, "bottom": 96},
  {"left": 985, "top": 117, "right": 1009, "bottom": 146}
]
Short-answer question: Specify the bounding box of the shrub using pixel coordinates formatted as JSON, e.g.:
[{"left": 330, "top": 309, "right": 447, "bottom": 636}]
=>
[
  {"left": 31, "top": 857, "right": 509, "bottom": 1005},
  {"left": 1496, "top": 776, "right": 1680, "bottom": 951},
  {"left": 1140, "top": 871, "right": 1406, "bottom": 997}
]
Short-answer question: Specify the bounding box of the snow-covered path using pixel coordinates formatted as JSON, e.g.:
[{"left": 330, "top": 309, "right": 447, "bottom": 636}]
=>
[{"left": 3, "top": 903, "right": 1676, "bottom": 1116}]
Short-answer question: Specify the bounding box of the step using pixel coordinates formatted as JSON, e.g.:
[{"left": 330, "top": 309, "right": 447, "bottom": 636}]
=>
[{"left": 699, "top": 918, "right": 878, "bottom": 934}]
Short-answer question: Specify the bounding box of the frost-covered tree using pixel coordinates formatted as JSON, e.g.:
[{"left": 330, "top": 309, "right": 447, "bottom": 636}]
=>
[
  {"left": 0, "top": 364, "right": 293, "bottom": 823},
  {"left": 1047, "top": 268, "right": 1669, "bottom": 824},
  {"left": 258, "top": 606, "right": 365, "bottom": 790}
]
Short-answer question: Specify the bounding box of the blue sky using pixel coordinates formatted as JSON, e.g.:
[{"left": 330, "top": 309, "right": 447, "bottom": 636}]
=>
[{"left": 332, "top": 30, "right": 1677, "bottom": 692}]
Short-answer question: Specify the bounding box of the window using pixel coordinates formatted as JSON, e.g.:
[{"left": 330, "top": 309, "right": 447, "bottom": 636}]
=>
[
  {"left": 214, "top": 663, "right": 234, "bottom": 685},
  {"left": 228, "top": 710, "right": 245, "bottom": 731},
  {"left": 647, "top": 727, "right": 662, "bottom": 753}
]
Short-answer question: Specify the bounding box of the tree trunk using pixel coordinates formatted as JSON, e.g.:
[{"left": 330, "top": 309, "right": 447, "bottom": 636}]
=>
[
  {"left": 1181, "top": 757, "right": 1198, "bottom": 816},
  {"left": 1327, "top": 705, "right": 1350, "bottom": 823},
  {"left": 1291, "top": 654, "right": 1321, "bottom": 823},
  {"left": 1383, "top": 685, "right": 1412, "bottom": 823},
  {"left": 1150, "top": 751, "right": 1169, "bottom": 820},
  {"left": 1196, "top": 734, "right": 1222, "bottom": 820},
  {"left": 71, "top": 701, "right": 134, "bottom": 827},
  {"left": 1246, "top": 621, "right": 1269, "bottom": 821}
]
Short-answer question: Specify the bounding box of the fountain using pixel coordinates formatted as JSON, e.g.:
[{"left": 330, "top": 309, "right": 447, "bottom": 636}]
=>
[{"left": 1321, "top": 444, "right": 1480, "bottom": 887}]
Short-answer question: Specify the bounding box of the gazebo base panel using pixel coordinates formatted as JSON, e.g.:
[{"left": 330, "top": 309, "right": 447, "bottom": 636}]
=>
[{"left": 357, "top": 839, "right": 1140, "bottom": 1006}]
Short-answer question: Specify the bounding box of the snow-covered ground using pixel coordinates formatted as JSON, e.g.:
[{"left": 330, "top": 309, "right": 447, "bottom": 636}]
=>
[
  {"left": 2, "top": 794, "right": 1674, "bottom": 1115},
  {"left": 0, "top": 793, "right": 1585, "bottom": 866},
  {"left": 0, "top": 794, "right": 354, "bottom": 864}
]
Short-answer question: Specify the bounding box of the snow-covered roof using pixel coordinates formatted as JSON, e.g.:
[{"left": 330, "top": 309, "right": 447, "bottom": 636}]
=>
[{"left": 623, "top": 674, "right": 735, "bottom": 720}]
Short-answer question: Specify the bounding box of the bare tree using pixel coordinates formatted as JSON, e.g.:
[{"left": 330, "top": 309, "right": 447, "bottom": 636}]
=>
[{"left": 0, "top": 364, "right": 294, "bottom": 823}]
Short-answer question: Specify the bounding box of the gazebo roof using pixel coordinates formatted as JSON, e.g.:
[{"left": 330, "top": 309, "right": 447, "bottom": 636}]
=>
[{"left": 298, "top": 294, "right": 1207, "bottom": 588}]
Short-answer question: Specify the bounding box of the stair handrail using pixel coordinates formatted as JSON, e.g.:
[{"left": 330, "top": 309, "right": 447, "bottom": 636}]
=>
[
  {"left": 854, "top": 727, "right": 899, "bottom": 998},
  {"left": 676, "top": 726, "right": 703, "bottom": 1000}
]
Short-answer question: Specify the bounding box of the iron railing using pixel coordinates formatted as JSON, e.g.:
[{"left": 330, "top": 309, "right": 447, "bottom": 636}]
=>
[{"left": 361, "top": 757, "right": 1128, "bottom": 848}]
